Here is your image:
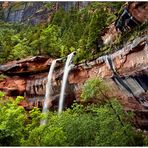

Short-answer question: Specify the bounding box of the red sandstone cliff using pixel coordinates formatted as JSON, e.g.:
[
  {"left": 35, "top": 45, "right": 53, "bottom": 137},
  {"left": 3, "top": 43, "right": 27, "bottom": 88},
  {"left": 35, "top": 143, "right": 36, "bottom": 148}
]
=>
[{"left": 0, "top": 35, "right": 147, "bottom": 129}]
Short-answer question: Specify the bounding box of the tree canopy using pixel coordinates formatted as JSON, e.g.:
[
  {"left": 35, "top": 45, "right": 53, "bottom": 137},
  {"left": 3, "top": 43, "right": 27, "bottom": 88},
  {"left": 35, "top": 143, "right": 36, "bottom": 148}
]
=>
[{"left": 0, "top": 2, "right": 124, "bottom": 64}]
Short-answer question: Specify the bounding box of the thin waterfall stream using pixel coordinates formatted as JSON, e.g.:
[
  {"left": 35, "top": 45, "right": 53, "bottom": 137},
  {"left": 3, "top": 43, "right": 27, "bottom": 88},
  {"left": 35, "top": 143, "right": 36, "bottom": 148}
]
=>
[
  {"left": 58, "top": 52, "right": 75, "bottom": 114},
  {"left": 41, "top": 59, "right": 59, "bottom": 125},
  {"left": 43, "top": 60, "right": 57, "bottom": 112}
]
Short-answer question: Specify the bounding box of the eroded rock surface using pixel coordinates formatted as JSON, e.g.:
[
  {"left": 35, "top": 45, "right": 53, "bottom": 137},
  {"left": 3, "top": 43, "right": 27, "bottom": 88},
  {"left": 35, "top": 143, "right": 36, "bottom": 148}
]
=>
[{"left": 0, "top": 56, "right": 62, "bottom": 75}]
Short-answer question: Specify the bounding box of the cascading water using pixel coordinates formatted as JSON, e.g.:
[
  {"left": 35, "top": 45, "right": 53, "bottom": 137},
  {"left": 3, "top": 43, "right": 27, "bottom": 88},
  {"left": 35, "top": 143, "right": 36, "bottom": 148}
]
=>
[
  {"left": 105, "top": 55, "right": 116, "bottom": 73},
  {"left": 43, "top": 60, "right": 57, "bottom": 111},
  {"left": 41, "top": 59, "right": 57, "bottom": 125},
  {"left": 58, "top": 52, "right": 75, "bottom": 114}
]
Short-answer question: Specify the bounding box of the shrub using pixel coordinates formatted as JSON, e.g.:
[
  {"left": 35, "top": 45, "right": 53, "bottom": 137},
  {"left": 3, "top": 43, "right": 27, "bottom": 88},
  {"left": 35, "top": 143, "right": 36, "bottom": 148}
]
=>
[
  {"left": 81, "top": 77, "right": 109, "bottom": 103},
  {"left": 0, "top": 93, "right": 26, "bottom": 146}
]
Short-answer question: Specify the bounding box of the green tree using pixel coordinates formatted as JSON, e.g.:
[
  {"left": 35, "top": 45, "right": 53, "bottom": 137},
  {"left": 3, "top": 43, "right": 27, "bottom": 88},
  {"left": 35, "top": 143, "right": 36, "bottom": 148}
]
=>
[
  {"left": 81, "top": 77, "right": 108, "bottom": 103},
  {"left": 94, "top": 100, "right": 134, "bottom": 146},
  {"left": 21, "top": 109, "right": 67, "bottom": 146},
  {"left": 46, "top": 109, "right": 98, "bottom": 146},
  {"left": 81, "top": 77, "right": 144, "bottom": 146},
  {"left": 0, "top": 93, "right": 26, "bottom": 146},
  {"left": 40, "top": 24, "right": 61, "bottom": 57},
  {"left": 0, "top": 91, "right": 144, "bottom": 146},
  {"left": 22, "top": 124, "right": 67, "bottom": 146}
]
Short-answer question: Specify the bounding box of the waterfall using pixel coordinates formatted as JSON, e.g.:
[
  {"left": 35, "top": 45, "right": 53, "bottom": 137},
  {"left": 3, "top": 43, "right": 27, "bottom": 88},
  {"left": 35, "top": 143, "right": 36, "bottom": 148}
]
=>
[
  {"left": 41, "top": 59, "right": 57, "bottom": 125},
  {"left": 43, "top": 60, "right": 57, "bottom": 111},
  {"left": 105, "top": 55, "right": 116, "bottom": 73},
  {"left": 58, "top": 52, "right": 75, "bottom": 114}
]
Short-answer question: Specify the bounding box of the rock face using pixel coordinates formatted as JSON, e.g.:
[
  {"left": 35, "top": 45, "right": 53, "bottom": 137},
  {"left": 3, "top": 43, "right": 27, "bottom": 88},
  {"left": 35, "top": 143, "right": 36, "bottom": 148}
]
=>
[
  {"left": 2, "top": 2, "right": 55, "bottom": 24},
  {"left": 0, "top": 56, "right": 58, "bottom": 75},
  {"left": 69, "top": 35, "right": 148, "bottom": 107},
  {"left": 0, "top": 76, "right": 25, "bottom": 96},
  {"left": 0, "top": 35, "right": 148, "bottom": 129},
  {"left": 1, "top": 2, "right": 89, "bottom": 24},
  {"left": 101, "top": 2, "right": 148, "bottom": 45},
  {"left": 128, "top": 2, "right": 148, "bottom": 23}
]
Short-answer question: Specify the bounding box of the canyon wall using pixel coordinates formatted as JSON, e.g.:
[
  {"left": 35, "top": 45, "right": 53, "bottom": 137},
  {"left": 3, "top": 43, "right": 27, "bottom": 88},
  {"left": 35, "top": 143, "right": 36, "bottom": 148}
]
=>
[
  {"left": 0, "top": 35, "right": 147, "bottom": 103},
  {"left": 102, "top": 2, "right": 148, "bottom": 45},
  {"left": 0, "top": 36, "right": 147, "bottom": 124}
]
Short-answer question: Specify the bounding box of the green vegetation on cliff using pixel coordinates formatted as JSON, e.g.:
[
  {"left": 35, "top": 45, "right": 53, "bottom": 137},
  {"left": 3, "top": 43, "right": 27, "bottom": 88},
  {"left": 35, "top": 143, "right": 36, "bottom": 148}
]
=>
[{"left": 0, "top": 2, "right": 124, "bottom": 64}]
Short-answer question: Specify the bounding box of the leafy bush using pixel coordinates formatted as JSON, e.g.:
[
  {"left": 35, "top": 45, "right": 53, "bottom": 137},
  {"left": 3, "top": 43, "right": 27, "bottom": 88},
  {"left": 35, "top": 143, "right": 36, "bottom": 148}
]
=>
[
  {"left": 81, "top": 77, "right": 109, "bottom": 103},
  {"left": 22, "top": 123, "right": 67, "bottom": 146},
  {"left": 94, "top": 100, "right": 135, "bottom": 146},
  {"left": 46, "top": 109, "right": 98, "bottom": 146},
  {"left": 0, "top": 93, "right": 26, "bottom": 146},
  {"left": 36, "top": 100, "right": 144, "bottom": 146},
  {"left": 0, "top": 91, "right": 145, "bottom": 146}
]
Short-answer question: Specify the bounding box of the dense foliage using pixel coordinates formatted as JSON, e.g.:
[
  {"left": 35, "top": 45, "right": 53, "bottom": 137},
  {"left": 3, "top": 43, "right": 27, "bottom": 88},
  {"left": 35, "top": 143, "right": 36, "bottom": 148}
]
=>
[
  {"left": 0, "top": 93, "right": 26, "bottom": 146},
  {"left": 0, "top": 2, "right": 124, "bottom": 64},
  {"left": 0, "top": 91, "right": 147, "bottom": 146},
  {"left": 81, "top": 77, "right": 109, "bottom": 103}
]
